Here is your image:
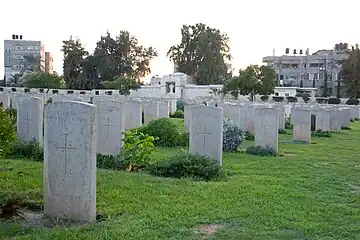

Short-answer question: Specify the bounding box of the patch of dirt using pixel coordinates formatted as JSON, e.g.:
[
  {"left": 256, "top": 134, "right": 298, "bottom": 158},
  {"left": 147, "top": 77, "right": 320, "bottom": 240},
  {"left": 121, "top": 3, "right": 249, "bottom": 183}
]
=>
[
  {"left": 195, "top": 224, "right": 225, "bottom": 238},
  {"left": 279, "top": 151, "right": 296, "bottom": 157},
  {"left": 0, "top": 198, "right": 109, "bottom": 228}
]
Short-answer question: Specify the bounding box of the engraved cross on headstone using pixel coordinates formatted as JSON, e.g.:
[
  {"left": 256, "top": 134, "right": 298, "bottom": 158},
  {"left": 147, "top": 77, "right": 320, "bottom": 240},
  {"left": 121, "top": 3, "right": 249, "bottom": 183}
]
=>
[
  {"left": 103, "top": 117, "right": 114, "bottom": 140},
  {"left": 22, "top": 111, "right": 30, "bottom": 133},
  {"left": 56, "top": 134, "right": 77, "bottom": 174},
  {"left": 196, "top": 125, "right": 212, "bottom": 148}
]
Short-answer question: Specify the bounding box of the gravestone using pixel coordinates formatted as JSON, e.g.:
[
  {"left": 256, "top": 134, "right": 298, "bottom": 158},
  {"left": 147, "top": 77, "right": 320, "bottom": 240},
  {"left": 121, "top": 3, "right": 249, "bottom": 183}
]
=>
[
  {"left": 339, "top": 108, "right": 351, "bottom": 128},
  {"left": 44, "top": 101, "right": 97, "bottom": 222},
  {"left": 330, "top": 109, "right": 341, "bottom": 131},
  {"left": 158, "top": 102, "right": 169, "bottom": 118},
  {"left": 277, "top": 104, "right": 286, "bottom": 130},
  {"left": 0, "top": 94, "right": 10, "bottom": 109},
  {"left": 254, "top": 107, "right": 279, "bottom": 152},
  {"left": 17, "top": 97, "right": 44, "bottom": 143},
  {"left": 189, "top": 106, "right": 223, "bottom": 165},
  {"left": 184, "top": 103, "right": 205, "bottom": 133},
  {"left": 96, "top": 100, "right": 124, "bottom": 155},
  {"left": 144, "top": 102, "right": 159, "bottom": 124},
  {"left": 124, "top": 100, "right": 142, "bottom": 130},
  {"left": 292, "top": 108, "right": 311, "bottom": 143},
  {"left": 315, "top": 109, "right": 330, "bottom": 131}
]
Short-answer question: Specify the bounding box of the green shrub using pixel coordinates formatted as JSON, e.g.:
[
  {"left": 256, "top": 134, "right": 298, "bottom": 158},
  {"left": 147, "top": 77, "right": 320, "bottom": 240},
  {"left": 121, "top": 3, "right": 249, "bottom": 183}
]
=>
[
  {"left": 176, "top": 100, "right": 184, "bottom": 111},
  {"left": 350, "top": 119, "right": 354, "bottom": 122},
  {"left": 177, "top": 132, "right": 189, "bottom": 147},
  {"left": 97, "top": 154, "right": 124, "bottom": 170},
  {"left": 0, "top": 108, "right": 16, "bottom": 157},
  {"left": 141, "top": 118, "right": 181, "bottom": 147},
  {"left": 278, "top": 129, "right": 287, "bottom": 134},
  {"left": 341, "top": 126, "right": 351, "bottom": 130},
  {"left": 316, "top": 97, "right": 328, "bottom": 104},
  {"left": 354, "top": 118, "right": 360, "bottom": 121},
  {"left": 149, "top": 152, "right": 223, "bottom": 181},
  {"left": 4, "top": 108, "right": 17, "bottom": 126},
  {"left": 169, "top": 110, "right": 184, "bottom": 118},
  {"left": 223, "top": 118, "right": 244, "bottom": 152},
  {"left": 286, "top": 96, "right": 298, "bottom": 103},
  {"left": 120, "top": 129, "right": 156, "bottom": 171},
  {"left": 246, "top": 146, "right": 277, "bottom": 157},
  {"left": 260, "top": 95, "right": 269, "bottom": 102},
  {"left": 345, "top": 99, "right": 359, "bottom": 105},
  {"left": 285, "top": 118, "right": 293, "bottom": 129},
  {"left": 7, "top": 140, "right": 43, "bottom": 161},
  {"left": 328, "top": 98, "right": 341, "bottom": 104},
  {"left": 311, "top": 130, "right": 332, "bottom": 138},
  {"left": 244, "top": 131, "right": 254, "bottom": 141},
  {"left": 302, "top": 96, "right": 310, "bottom": 103},
  {"left": 273, "top": 96, "right": 284, "bottom": 102}
]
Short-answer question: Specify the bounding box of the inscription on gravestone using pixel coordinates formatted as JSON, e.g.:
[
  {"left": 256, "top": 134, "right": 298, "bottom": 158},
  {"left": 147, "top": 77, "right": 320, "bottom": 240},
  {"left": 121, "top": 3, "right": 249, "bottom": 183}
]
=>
[
  {"left": 103, "top": 117, "right": 114, "bottom": 141},
  {"left": 196, "top": 124, "right": 212, "bottom": 148},
  {"left": 55, "top": 133, "right": 78, "bottom": 174}
]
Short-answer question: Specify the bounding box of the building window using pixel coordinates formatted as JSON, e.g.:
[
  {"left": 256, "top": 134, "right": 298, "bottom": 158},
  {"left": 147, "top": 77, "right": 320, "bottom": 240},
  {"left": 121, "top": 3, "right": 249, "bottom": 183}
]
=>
[
  {"left": 313, "top": 73, "right": 319, "bottom": 80},
  {"left": 280, "top": 75, "right": 284, "bottom": 80},
  {"left": 301, "top": 73, "right": 309, "bottom": 80},
  {"left": 302, "top": 63, "right": 307, "bottom": 68},
  {"left": 13, "top": 45, "right": 24, "bottom": 50},
  {"left": 27, "top": 46, "right": 34, "bottom": 50},
  {"left": 310, "top": 63, "right": 319, "bottom": 68},
  {"left": 13, "top": 55, "right": 24, "bottom": 60},
  {"left": 318, "top": 63, "right": 325, "bottom": 68},
  {"left": 291, "top": 64, "right": 298, "bottom": 69},
  {"left": 282, "top": 64, "right": 290, "bottom": 68}
]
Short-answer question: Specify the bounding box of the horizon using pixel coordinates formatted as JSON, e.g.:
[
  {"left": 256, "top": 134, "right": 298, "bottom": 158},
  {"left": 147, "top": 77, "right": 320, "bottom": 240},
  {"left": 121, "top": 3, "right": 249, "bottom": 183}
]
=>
[{"left": 1, "top": 0, "right": 359, "bottom": 83}]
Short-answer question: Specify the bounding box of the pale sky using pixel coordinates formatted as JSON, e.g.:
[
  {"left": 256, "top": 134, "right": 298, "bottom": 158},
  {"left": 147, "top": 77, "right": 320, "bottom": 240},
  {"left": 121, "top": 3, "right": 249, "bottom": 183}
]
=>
[{"left": 1, "top": 0, "right": 359, "bottom": 83}]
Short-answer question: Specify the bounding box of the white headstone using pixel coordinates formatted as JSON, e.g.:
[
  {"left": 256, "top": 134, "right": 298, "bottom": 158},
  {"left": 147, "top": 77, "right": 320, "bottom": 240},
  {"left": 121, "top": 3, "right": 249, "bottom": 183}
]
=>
[
  {"left": 292, "top": 108, "right": 311, "bottom": 143},
  {"left": 315, "top": 109, "right": 330, "bottom": 131},
  {"left": 158, "top": 102, "right": 169, "bottom": 118},
  {"left": 17, "top": 97, "right": 44, "bottom": 143},
  {"left": 144, "top": 102, "right": 159, "bottom": 124},
  {"left": 254, "top": 107, "right": 279, "bottom": 152},
  {"left": 189, "top": 106, "right": 223, "bottom": 165},
  {"left": 44, "top": 101, "right": 97, "bottom": 222},
  {"left": 124, "top": 100, "right": 142, "bottom": 130},
  {"left": 96, "top": 100, "right": 125, "bottom": 155}
]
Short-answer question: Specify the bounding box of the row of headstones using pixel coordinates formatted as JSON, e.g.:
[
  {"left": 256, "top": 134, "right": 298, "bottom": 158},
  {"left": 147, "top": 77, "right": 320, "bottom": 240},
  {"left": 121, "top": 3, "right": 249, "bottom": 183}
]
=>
[
  {"left": 15, "top": 96, "right": 180, "bottom": 155},
  {"left": 186, "top": 103, "right": 358, "bottom": 163}
]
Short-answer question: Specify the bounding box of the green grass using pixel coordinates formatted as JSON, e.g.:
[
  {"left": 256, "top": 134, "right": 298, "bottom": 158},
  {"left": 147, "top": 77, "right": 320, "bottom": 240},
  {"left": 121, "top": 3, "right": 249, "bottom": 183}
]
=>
[{"left": 1, "top": 121, "right": 360, "bottom": 239}]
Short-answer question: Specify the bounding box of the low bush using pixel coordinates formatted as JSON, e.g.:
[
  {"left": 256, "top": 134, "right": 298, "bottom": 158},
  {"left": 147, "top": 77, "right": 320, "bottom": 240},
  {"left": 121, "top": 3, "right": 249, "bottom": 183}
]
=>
[
  {"left": 97, "top": 154, "right": 124, "bottom": 170},
  {"left": 4, "top": 108, "right": 17, "bottom": 126},
  {"left": 246, "top": 146, "right": 277, "bottom": 157},
  {"left": 7, "top": 140, "right": 43, "bottom": 161},
  {"left": 341, "top": 126, "right": 352, "bottom": 130},
  {"left": 302, "top": 96, "right": 310, "bottom": 103},
  {"left": 316, "top": 98, "right": 328, "bottom": 104},
  {"left": 244, "top": 131, "right": 254, "bottom": 141},
  {"left": 260, "top": 95, "right": 269, "bottom": 102},
  {"left": 328, "top": 98, "right": 341, "bottom": 104},
  {"left": 149, "top": 152, "right": 223, "bottom": 181},
  {"left": 345, "top": 99, "right": 359, "bottom": 105},
  {"left": 312, "top": 130, "right": 332, "bottom": 138},
  {"left": 354, "top": 118, "right": 360, "bottom": 121},
  {"left": 350, "top": 119, "right": 354, "bottom": 122},
  {"left": 169, "top": 110, "right": 184, "bottom": 119},
  {"left": 176, "top": 100, "right": 184, "bottom": 111},
  {"left": 97, "top": 129, "right": 156, "bottom": 171},
  {"left": 285, "top": 118, "right": 293, "bottom": 130},
  {"left": 278, "top": 129, "right": 287, "bottom": 134},
  {"left": 223, "top": 118, "right": 244, "bottom": 152},
  {"left": 0, "top": 108, "right": 16, "bottom": 157},
  {"left": 120, "top": 129, "right": 156, "bottom": 171},
  {"left": 273, "top": 96, "right": 284, "bottom": 102},
  {"left": 286, "top": 96, "right": 298, "bottom": 103},
  {"left": 140, "top": 118, "right": 183, "bottom": 147}
]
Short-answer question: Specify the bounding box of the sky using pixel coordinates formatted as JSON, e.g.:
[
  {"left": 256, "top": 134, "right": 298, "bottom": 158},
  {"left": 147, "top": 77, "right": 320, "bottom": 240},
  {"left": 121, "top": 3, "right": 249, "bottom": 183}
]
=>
[{"left": 1, "top": 0, "right": 359, "bottom": 83}]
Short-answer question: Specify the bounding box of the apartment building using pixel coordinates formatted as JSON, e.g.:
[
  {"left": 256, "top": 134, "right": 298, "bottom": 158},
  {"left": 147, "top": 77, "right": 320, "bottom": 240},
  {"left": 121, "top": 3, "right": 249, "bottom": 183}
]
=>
[
  {"left": 3, "top": 34, "right": 47, "bottom": 85},
  {"left": 263, "top": 43, "right": 349, "bottom": 96}
]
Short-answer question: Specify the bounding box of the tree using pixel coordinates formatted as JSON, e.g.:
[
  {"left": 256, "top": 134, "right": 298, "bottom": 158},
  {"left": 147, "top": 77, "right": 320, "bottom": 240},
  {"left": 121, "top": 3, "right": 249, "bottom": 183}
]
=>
[
  {"left": 61, "top": 36, "right": 90, "bottom": 89},
  {"left": 340, "top": 45, "right": 360, "bottom": 99},
  {"left": 167, "top": 23, "right": 232, "bottom": 85},
  {"left": 93, "top": 31, "right": 158, "bottom": 82},
  {"left": 222, "top": 65, "right": 276, "bottom": 99},
  {"left": 101, "top": 76, "right": 141, "bottom": 95},
  {"left": 23, "top": 71, "right": 63, "bottom": 89}
]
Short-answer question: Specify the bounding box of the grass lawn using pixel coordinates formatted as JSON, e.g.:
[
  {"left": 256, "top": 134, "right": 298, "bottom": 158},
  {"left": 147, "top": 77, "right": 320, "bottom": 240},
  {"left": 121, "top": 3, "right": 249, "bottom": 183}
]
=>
[{"left": 1, "top": 120, "right": 360, "bottom": 239}]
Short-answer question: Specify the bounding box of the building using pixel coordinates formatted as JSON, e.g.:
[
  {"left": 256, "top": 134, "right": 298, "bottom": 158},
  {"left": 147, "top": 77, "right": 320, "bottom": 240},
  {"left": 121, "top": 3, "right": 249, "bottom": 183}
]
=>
[
  {"left": 45, "top": 52, "right": 54, "bottom": 74},
  {"left": 3, "top": 34, "right": 47, "bottom": 86},
  {"left": 263, "top": 43, "right": 349, "bottom": 96}
]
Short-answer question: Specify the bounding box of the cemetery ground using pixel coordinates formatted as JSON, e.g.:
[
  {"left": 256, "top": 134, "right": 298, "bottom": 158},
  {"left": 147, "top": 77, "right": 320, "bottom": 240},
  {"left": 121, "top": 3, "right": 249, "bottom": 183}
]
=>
[{"left": 1, "top": 120, "right": 360, "bottom": 239}]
